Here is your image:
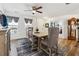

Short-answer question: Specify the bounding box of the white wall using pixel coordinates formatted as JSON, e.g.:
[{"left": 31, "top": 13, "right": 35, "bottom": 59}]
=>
[
  {"left": 32, "top": 16, "right": 68, "bottom": 39},
  {"left": 32, "top": 17, "right": 50, "bottom": 33}
]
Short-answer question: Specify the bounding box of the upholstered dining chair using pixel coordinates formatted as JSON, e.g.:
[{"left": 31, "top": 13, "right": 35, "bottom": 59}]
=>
[{"left": 40, "top": 27, "right": 59, "bottom": 56}]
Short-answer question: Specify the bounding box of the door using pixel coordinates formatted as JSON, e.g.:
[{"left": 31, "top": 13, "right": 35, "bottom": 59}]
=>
[{"left": 68, "top": 17, "right": 76, "bottom": 40}]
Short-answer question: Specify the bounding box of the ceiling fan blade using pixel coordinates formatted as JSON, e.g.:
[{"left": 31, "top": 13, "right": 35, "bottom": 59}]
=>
[
  {"left": 36, "top": 6, "right": 42, "bottom": 10},
  {"left": 36, "top": 11, "right": 42, "bottom": 13},
  {"left": 32, "top": 6, "right": 42, "bottom": 10}
]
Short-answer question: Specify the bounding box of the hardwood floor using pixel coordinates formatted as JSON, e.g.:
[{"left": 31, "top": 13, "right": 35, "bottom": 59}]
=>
[{"left": 58, "top": 39, "right": 79, "bottom": 56}]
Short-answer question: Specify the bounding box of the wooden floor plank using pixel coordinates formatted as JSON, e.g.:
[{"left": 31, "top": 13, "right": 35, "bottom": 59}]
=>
[{"left": 59, "top": 39, "right": 79, "bottom": 56}]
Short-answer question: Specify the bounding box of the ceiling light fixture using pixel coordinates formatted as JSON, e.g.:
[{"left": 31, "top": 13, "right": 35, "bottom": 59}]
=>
[{"left": 32, "top": 10, "right": 36, "bottom": 14}]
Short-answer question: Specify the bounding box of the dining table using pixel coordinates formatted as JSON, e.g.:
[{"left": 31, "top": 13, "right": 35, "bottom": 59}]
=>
[{"left": 33, "top": 31, "right": 48, "bottom": 51}]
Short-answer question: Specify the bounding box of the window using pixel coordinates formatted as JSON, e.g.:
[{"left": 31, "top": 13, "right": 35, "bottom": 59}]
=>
[{"left": 25, "top": 18, "right": 32, "bottom": 24}]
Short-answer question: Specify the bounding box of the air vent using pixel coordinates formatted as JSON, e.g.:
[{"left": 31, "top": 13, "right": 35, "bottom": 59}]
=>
[{"left": 65, "top": 3, "right": 70, "bottom": 5}]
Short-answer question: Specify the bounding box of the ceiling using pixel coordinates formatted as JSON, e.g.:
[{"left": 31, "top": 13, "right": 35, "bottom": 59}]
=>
[{"left": 0, "top": 3, "right": 79, "bottom": 17}]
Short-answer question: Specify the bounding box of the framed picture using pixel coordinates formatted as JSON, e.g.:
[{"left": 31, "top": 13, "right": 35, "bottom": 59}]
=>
[
  {"left": 59, "top": 27, "right": 62, "bottom": 34},
  {"left": 45, "top": 23, "right": 49, "bottom": 28}
]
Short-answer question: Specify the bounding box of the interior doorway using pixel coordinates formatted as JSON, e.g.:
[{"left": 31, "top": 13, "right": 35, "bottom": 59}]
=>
[{"left": 68, "top": 17, "right": 77, "bottom": 40}]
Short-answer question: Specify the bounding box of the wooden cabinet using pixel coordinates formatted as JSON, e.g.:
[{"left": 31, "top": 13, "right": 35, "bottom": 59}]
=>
[
  {"left": 0, "top": 30, "right": 9, "bottom": 56},
  {"left": 68, "top": 17, "right": 76, "bottom": 40}
]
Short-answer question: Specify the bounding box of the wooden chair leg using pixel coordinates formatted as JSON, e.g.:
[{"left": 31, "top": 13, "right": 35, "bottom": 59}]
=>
[{"left": 49, "top": 48, "right": 52, "bottom": 56}]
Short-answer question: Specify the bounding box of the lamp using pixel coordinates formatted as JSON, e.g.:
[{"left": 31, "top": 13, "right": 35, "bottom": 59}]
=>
[
  {"left": 36, "top": 28, "right": 39, "bottom": 33},
  {"left": 35, "top": 17, "right": 39, "bottom": 33}
]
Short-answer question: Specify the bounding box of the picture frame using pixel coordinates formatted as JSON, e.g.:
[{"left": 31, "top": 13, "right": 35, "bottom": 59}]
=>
[{"left": 45, "top": 23, "right": 49, "bottom": 28}]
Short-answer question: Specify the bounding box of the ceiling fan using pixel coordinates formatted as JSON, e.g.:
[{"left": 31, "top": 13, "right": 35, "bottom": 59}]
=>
[{"left": 24, "top": 6, "right": 43, "bottom": 14}]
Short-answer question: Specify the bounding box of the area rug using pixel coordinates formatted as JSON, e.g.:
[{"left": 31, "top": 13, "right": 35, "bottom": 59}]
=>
[
  {"left": 16, "top": 38, "right": 48, "bottom": 56},
  {"left": 16, "top": 38, "right": 70, "bottom": 56}
]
